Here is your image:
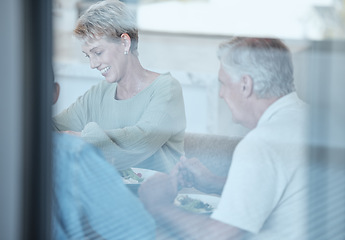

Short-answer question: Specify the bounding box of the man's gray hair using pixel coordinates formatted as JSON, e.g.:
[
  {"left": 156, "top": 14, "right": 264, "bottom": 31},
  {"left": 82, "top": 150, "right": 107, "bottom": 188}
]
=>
[
  {"left": 218, "top": 37, "right": 295, "bottom": 98},
  {"left": 74, "top": 0, "right": 138, "bottom": 55}
]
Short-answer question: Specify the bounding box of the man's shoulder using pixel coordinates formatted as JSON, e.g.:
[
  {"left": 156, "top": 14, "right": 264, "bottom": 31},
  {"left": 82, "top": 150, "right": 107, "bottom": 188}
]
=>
[
  {"left": 54, "top": 132, "right": 87, "bottom": 145},
  {"left": 234, "top": 129, "right": 266, "bottom": 155},
  {"left": 53, "top": 133, "right": 100, "bottom": 156},
  {"left": 52, "top": 133, "right": 117, "bottom": 176}
]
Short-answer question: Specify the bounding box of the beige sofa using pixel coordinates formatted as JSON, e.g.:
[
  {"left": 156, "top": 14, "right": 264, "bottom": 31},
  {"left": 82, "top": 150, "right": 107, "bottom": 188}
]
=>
[{"left": 184, "top": 132, "right": 242, "bottom": 177}]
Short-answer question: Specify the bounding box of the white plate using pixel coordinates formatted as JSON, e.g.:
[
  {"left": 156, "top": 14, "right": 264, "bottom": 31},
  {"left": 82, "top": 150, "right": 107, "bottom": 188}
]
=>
[{"left": 174, "top": 194, "right": 220, "bottom": 214}]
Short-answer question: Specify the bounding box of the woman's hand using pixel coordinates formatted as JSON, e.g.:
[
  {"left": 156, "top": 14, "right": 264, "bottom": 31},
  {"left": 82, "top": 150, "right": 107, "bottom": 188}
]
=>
[{"left": 62, "top": 130, "right": 81, "bottom": 137}]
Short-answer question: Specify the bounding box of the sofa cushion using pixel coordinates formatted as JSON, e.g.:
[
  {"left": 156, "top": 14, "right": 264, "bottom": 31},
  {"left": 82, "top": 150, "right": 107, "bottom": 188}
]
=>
[{"left": 184, "top": 132, "right": 242, "bottom": 176}]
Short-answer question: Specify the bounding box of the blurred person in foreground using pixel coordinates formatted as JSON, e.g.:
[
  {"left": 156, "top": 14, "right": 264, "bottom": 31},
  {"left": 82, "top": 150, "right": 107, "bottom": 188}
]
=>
[
  {"left": 139, "top": 37, "right": 309, "bottom": 240},
  {"left": 51, "top": 80, "right": 155, "bottom": 239},
  {"left": 53, "top": 0, "right": 186, "bottom": 172}
]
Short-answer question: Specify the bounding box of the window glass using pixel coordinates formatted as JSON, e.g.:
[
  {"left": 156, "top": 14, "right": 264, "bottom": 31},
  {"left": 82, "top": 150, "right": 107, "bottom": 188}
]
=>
[{"left": 52, "top": 1, "right": 345, "bottom": 239}]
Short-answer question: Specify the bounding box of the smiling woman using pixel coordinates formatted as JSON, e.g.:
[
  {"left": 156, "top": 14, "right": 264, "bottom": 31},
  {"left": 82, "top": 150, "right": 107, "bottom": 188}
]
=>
[{"left": 52, "top": 0, "right": 186, "bottom": 172}]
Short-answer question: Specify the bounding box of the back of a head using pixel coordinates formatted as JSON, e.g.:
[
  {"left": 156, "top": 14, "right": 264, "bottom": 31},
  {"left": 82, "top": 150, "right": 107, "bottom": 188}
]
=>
[
  {"left": 51, "top": 67, "right": 60, "bottom": 105},
  {"left": 218, "top": 37, "right": 295, "bottom": 99},
  {"left": 74, "top": 0, "right": 139, "bottom": 55}
]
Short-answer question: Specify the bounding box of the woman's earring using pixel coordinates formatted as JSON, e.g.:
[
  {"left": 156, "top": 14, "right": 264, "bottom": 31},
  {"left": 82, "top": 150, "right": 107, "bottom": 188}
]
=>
[{"left": 124, "top": 51, "right": 128, "bottom": 55}]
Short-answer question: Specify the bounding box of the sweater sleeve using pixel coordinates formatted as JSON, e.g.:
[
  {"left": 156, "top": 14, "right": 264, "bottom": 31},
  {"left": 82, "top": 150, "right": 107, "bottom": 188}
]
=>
[
  {"left": 52, "top": 81, "right": 103, "bottom": 132},
  {"left": 81, "top": 76, "right": 186, "bottom": 170}
]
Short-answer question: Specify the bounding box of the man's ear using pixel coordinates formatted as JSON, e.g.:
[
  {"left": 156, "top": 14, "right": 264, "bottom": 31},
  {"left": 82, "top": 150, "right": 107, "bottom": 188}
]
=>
[
  {"left": 53, "top": 82, "right": 60, "bottom": 105},
  {"left": 241, "top": 75, "right": 253, "bottom": 98}
]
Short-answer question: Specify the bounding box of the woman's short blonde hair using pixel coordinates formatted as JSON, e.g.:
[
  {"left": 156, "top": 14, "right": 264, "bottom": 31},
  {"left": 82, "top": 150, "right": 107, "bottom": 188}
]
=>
[{"left": 74, "top": 0, "right": 138, "bottom": 55}]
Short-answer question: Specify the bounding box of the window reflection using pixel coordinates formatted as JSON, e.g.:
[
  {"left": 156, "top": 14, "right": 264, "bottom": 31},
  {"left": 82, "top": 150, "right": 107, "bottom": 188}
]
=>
[{"left": 52, "top": 0, "right": 345, "bottom": 239}]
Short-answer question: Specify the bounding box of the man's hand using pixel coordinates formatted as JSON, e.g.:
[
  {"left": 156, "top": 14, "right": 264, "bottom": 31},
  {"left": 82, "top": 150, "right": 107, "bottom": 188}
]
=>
[
  {"left": 172, "top": 156, "right": 226, "bottom": 195},
  {"left": 138, "top": 173, "right": 178, "bottom": 215}
]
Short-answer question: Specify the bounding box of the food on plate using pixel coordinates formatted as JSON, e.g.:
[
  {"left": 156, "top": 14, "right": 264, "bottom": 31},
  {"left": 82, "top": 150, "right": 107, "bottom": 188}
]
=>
[
  {"left": 120, "top": 168, "right": 144, "bottom": 184},
  {"left": 175, "top": 195, "right": 214, "bottom": 213}
]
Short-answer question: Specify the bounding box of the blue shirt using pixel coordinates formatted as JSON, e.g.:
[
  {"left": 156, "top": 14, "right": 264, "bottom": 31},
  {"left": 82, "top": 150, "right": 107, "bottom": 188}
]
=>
[{"left": 52, "top": 133, "right": 155, "bottom": 239}]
